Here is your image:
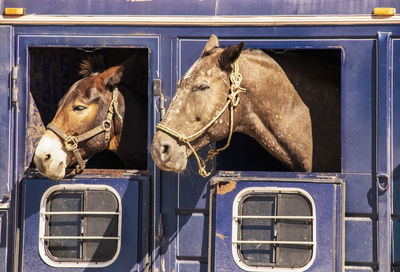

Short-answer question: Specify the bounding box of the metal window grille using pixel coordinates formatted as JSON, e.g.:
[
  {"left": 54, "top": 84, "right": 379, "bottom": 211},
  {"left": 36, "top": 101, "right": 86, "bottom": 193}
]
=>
[
  {"left": 39, "top": 185, "right": 122, "bottom": 268},
  {"left": 232, "top": 187, "right": 316, "bottom": 271}
]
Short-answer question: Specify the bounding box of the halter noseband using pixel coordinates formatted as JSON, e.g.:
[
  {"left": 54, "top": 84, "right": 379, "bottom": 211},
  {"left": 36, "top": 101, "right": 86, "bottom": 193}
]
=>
[
  {"left": 47, "top": 87, "right": 123, "bottom": 173},
  {"left": 156, "top": 60, "right": 246, "bottom": 177}
]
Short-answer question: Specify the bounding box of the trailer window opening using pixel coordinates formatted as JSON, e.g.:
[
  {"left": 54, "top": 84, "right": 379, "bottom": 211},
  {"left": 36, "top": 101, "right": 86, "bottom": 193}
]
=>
[
  {"left": 27, "top": 47, "right": 148, "bottom": 172},
  {"left": 216, "top": 49, "right": 341, "bottom": 173},
  {"left": 232, "top": 187, "right": 316, "bottom": 271},
  {"left": 39, "top": 185, "right": 122, "bottom": 267}
]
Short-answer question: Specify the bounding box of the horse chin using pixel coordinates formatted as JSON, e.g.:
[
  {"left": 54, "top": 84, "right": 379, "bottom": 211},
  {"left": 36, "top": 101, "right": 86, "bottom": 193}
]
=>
[
  {"left": 151, "top": 147, "right": 188, "bottom": 174},
  {"left": 151, "top": 132, "right": 188, "bottom": 174},
  {"left": 155, "top": 160, "right": 187, "bottom": 174},
  {"left": 39, "top": 162, "right": 66, "bottom": 180},
  {"left": 33, "top": 130, "right": 68, "bottom": 180}
]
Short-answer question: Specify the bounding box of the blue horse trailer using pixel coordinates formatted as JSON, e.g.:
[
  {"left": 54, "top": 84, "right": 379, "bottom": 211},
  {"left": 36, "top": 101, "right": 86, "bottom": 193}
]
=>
[{"left": 0, "top": 0, "right": 399, "bottom": 271}]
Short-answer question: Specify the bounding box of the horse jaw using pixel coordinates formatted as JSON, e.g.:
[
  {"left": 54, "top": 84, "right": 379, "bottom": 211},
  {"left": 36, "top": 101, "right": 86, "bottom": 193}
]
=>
[
  {"left": 151, "top": 131, "right": 188, "bottom": 173},
  {"left": 33, "top": 130, "right": 67, "bottom": 180}
]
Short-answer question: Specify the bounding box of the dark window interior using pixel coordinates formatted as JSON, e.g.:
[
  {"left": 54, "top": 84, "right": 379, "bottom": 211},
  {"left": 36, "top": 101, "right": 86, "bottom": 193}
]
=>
[
  {"left": 28, "top": 47, "right": 148, "bottom": 170},
  {"left": 238, "top": 192, "right": 313, "bottom": 268},
  {"left": 217, "top": 49, "right": 341, "bottom": 172},
  {"left": 45, "top": 189, "right": 119, "bottom": 262}
]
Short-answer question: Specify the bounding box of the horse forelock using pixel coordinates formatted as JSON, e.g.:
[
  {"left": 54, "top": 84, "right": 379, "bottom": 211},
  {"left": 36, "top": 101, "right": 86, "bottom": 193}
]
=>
[
  {"left": 79, "top": 55, "right": 105, "bottom": 77},
  {"left": 181, "top": 51, "right": 223, "bottom": 86}
]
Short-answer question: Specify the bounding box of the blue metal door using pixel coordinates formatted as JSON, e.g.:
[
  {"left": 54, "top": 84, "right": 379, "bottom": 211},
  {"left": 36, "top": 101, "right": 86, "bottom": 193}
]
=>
[
  {"left": 210, "top": 173, "right": 344, "bottom": 271},
  {"left": 392, "top": 38, "right": 400, "bottom": 268},
  {"left": 0, "top": 25, "right": 12, "bottom": 272},
  {"left": 0, "top": 26, "right": 12, "bottom": 201},
  {"left": 20, "top": 176, "right": 149, "bottom": 272},
  {"left": 15, "top": 32, "right": 158, "bottom": 271},
  {"left": 164, "top": 37, "right": 377, "bottom": 271}
]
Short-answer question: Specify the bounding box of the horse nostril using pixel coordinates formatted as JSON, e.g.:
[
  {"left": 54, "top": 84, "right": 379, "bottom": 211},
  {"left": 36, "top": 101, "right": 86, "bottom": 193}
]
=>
[
  {"left": 159, "top": 142, "right": 171, "bottom": 163},
  {"left": 162, "top": 144, "right": 170, "bottom": 154},
  {"left": 45, "top": 153, "right": 51, "bottom": 161}
]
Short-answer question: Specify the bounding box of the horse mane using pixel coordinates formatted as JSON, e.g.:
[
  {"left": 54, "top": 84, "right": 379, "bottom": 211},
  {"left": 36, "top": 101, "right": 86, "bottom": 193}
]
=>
[
  {"left": 79, "top": 55, "right": 106, "bottom": 77},
  {"left": 244, "top": 48, "right": 268, "bottom": 57},
  {"left": 202, "top": 46, "right": 268, "bottom": 66}
]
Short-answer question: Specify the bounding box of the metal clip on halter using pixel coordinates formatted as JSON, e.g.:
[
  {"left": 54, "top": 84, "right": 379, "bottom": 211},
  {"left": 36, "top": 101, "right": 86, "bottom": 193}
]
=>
[{"left": 64, "top": 136, "right": 78, "bottom": 152}]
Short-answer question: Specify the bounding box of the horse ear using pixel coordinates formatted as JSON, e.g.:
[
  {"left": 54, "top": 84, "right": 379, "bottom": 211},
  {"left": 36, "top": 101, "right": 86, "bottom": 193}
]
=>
[
  {"left": 101, "top": 54, "right": 137, "bottom": 87},
  {"left": 101, "top": 65, "right": 124, "bottom": 87},
  {"left": 219, "top": 42, "right": 244, "bottom": 72},
  {"left": 201, "top": 34, "right": 220, "bottom": 57}
]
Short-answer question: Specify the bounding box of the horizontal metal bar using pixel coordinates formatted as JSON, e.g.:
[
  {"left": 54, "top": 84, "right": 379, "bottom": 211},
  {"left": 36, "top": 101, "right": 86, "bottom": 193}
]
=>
[
  {"left": 346, "top": 212, "right": 378, "bottom": 219},
  {"left": 2, "top": 15, "right": 400, "bottom": 26},
  {"left": 175, "top": 208, "right": 209, "bottom": 215},
  {"left": 0, "top": 203, "right": 10, "bottom": 209},
  {"left": 232, "top": 240, "right": 314, "bottom": 245},
  {"left": 234, "top": 215, "right": 313, "bottom": 220},
  {"left": 345, "top": 261, "right": 379, "bottom": 270},
  {"left": 176, "top": 256, "right": 208, "bottom": 262},
  {"left": 41, "top": 211, "right": 120, "bottom": 215},
  {"left": 40, "top": 236, "right": 120, "bottom": 240}
]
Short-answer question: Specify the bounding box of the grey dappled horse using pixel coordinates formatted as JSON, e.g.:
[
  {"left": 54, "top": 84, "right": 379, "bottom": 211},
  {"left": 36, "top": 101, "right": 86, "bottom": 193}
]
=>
[{"left": 151, "top": 35, "right": 316, "bottom": 176}]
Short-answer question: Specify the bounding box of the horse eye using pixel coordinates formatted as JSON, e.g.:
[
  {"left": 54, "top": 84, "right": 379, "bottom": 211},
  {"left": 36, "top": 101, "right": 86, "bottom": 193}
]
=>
[
  {"left": 73, "top": 105, "right": 87, "bottom": 111},
  {"left": 194, "top": 83, "right": 209, "bottom": 92}
]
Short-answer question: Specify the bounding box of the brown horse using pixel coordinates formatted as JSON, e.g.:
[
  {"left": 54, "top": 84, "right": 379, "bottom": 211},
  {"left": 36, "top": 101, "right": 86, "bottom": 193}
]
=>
[
  {"left": 34, "top": 54, "right": 147, "bottom": 179},
  {"left": 151, "top": 35, "right": 314, "bottom": 176}
]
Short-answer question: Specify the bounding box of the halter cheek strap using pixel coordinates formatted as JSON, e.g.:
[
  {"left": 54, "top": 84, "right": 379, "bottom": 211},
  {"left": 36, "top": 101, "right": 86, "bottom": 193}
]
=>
[
  {"left": 47, "top": 87, "right": 123, "bottom": 173},
  {"left": 156, "top": 60, "right": 245, "bottom": 177}
]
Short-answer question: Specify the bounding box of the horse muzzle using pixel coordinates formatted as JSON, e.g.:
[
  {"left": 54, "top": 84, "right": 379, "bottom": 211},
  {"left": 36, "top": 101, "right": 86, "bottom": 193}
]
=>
[
  {"left": 33, "top": 130, "right": 67, "bottom": 180},
  {"left": 151, "top": 131, "right": 188, "bottom": 173}
]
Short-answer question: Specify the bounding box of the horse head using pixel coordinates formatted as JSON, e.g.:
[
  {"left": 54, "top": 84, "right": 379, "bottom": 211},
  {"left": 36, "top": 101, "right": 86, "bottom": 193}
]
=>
[
  {"left": 151, "top": 35, "right": 247, "bottom": 175},
  {"left": 33, "top": 56, "right": 126, "bottom": 179},
  {"left": 151, "top": 34, "right": 313, "bottom": 176}
]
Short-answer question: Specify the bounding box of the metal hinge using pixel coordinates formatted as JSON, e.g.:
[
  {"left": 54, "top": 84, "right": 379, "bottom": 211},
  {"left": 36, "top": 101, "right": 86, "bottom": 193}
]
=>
[
  {"left": 153, "top": 78, "right": 162, "bottom": 96},
  {"left": 11, "top": 66, "right": 19, "bottom": 105},
  {"left": 0, "top": 194, "right": 10, "bottom": 209}
]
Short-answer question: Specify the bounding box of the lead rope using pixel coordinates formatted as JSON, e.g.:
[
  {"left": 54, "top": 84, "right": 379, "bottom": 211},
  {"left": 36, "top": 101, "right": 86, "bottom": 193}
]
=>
[{"left": 156, "top": 60, "right": 246, "bottom": 177}]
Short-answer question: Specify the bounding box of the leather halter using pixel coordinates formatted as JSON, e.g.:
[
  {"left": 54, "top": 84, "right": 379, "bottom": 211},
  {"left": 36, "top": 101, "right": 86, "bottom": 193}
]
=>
[
  {"left": 47, "top": 87, "right": 123, "bottom": 172},
  {"left": 156, "top": 60, "right": 245, "bottom": 177}
]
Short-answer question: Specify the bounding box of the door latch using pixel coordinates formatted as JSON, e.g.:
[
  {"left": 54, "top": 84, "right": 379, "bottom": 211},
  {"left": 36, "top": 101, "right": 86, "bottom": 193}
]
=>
[{"left": 153, "top": 79, "right": 165, "bottom": 119}]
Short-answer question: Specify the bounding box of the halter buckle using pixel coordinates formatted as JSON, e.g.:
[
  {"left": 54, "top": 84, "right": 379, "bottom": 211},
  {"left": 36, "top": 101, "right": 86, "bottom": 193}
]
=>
[
  {"left": 103, "top": 120, "right": 112, "bottom": 131},
  {"left": 64, "top": 136, "right": 78, "bottom": 151}
]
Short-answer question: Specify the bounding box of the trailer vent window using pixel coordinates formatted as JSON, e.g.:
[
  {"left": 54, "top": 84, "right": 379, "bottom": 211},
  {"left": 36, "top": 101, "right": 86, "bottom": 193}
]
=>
[
  {"left": 39, "top": 184, "right": 121, "bottom": 268},
  {"left": 232, "top": 187, "right": 316, "bottom": 271}
]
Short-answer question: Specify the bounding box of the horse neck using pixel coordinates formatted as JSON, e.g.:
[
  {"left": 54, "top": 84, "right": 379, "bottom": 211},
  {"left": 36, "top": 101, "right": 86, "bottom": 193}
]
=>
[
  {"left": 236, "top": 51, "right": 300, "bottom": 125},
  {"left": 114, "top": 84, "right": 148, "bottom": 169},
  {"left": 233, "top": 51, "right": 313, "bottom": 171}
]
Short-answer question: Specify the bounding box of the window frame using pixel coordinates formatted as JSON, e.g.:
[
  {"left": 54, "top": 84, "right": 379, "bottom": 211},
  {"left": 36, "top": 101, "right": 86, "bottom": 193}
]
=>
[
  {"left": 38, "top": 184, "right": 122, "bottom": 268},
  {"left": 231, "top": 187, "right": 317, "bottom": 271}
]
